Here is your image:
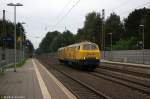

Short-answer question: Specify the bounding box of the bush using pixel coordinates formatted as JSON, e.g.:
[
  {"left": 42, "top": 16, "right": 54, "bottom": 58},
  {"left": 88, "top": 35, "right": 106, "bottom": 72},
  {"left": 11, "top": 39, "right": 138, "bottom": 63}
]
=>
[{"left": 112, "top": 37, "right": 137, "bottom": 50}]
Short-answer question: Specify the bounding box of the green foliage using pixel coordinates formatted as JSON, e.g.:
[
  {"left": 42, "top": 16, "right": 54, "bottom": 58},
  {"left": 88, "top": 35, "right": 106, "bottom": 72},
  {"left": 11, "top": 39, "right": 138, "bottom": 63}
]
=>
[
  {"left": 0, "top": 20, "right": 25, "bottom": 48},
  {"left": 105, "top": 13, "right": 124, "bottom": 41},
  {"left": 39, "top": 31, "right": 61, "bottom": 53},
  {"left": 124, "top": 8, "right": 150, "bottom": 49},
  {"left": 76, "top": 12, "right": 102, "bottom": 47},
  {"left": 37, "top": 8, "right": 150, "bottom": 53},
  {"left": 0, "top": 96, "right": 4, "bottom": 99},
  {"left": 62, "top": 30, "right": 75, "bottom": 46},
  {"left": 38, "top": 30, "right": 75, "bottom": 53},
  {"left": 8, "top": 59, "right": 26, "bottom": 68},
  {"left": 16, "top": 59, "right": 26, "bottom": 68},
  {"left": 105, "top": 13, "right": 124, "bottom": 49},
  {"left": 26, "top": 40, "right": 34, "bottom": 57},
  {"left": 112, "top": 37, "right": 137, "bottom": 50},
  {"left": 0, "top": 70, "right": 5, "bottom": 76}
]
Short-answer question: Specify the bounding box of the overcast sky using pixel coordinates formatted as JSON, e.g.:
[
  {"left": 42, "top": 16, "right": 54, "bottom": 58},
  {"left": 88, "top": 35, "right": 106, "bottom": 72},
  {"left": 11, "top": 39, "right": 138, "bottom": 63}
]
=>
[{"left": 0, "top": 0, "right": 149, "bottom": 48}]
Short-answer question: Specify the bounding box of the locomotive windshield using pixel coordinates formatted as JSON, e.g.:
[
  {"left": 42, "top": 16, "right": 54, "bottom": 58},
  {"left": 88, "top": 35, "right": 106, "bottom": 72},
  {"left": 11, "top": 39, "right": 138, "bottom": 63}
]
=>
[{"left": 82, "top": 44, "right": 98, "bottom": 50}]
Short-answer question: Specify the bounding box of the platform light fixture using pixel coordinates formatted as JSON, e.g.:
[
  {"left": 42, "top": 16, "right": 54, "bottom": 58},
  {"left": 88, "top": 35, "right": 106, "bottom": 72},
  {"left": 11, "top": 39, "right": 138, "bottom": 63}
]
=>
[{"left": 7, "top": 3, "right": 23, "bottom": 72}]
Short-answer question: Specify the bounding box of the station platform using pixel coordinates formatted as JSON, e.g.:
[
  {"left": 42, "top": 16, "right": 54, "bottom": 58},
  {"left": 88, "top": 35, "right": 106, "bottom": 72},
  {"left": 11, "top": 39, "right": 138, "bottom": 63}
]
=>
[
  {"left": 101, "top": 60, "right": 150, "bottom": 67},
  {"left": 0, "top": 59, "right": 77, "bottom": 99}
]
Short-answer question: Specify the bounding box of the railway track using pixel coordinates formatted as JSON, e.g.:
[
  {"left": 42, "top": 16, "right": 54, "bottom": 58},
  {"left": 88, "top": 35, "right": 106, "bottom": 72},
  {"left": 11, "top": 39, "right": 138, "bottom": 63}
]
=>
[
  {"left": 52, "top": 67, "right": 110, "bottom": 99},
  {"left": 100, "top": 63, "right": 150, "bottom": 78},
  {"left": 39, "top": 58, "right": 111, "bottom": 99},
  {"left": 37, "top": 55, "right": 150, "bottom": 99},
  {"left": 92, "top": 63, "right": 150, "bottom": 95}
]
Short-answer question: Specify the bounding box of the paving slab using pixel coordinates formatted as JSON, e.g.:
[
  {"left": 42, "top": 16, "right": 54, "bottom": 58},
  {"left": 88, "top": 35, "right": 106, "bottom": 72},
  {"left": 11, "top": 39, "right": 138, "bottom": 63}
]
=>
[
  {"left": 0, "top": 59, "right": 42, "bottom": 99},
  {"left": 0, "top": 58, "right": 76, "bottom": 99}
]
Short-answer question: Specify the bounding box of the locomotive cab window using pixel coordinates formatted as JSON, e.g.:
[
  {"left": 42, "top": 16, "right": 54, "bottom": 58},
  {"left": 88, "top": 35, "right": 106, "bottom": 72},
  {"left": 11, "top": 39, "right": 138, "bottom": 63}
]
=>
[
  {"left": 78, "top": 46, "right": 80, "bottom": 50},
  {"left": 82, "top": 44, "right": 98, "bottom": 50}
]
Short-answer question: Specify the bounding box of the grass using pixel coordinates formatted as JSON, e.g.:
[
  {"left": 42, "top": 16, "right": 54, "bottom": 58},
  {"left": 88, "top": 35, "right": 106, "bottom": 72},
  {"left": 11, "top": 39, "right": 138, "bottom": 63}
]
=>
[
  {"left": 0, "top": 71, "right": 4, "bottom": 77},
  {"left": 0, "top": 59, "right": 26, "bottom": 77},
  {"left": 16, "top": 59, "right": 26, "bottom": 68},
  {"left": 8, "top": 59, "right": 26, "bottom": 68},
  {"left": 0, "top": 96, "right": 4, "bottom": 99},
  {"left": 0, "top": 66, "right": 5, "bottom": 76}
]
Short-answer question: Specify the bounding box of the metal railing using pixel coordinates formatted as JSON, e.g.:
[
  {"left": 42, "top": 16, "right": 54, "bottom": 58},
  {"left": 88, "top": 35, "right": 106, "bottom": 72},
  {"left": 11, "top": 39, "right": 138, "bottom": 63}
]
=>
[
  {"left": 0, "top": 60, "right": 6, "bottom": 72},
  {"left": 102, "top": 50, "right": 150, "bottom": 65},
  {"left": 0, "top": 48, "right": 24, "bottom": 72}
]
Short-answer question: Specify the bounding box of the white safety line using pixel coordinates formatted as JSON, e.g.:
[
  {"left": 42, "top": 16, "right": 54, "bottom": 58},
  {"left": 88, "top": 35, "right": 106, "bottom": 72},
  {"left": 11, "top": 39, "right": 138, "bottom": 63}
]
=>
[
  {"left": 32, "top": 59, "right": 52, "bottom": 99},
  {"left": 102, "top": 60, "right": 150, "bottom": 67},
  {"left": 35, "top": 59, "right": 77, "bottom": 99}
]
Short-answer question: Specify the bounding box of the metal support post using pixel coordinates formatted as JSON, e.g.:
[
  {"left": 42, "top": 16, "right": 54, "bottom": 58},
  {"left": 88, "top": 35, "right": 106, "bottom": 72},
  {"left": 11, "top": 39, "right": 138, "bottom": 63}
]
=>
[{"left": 14, "top": 6, "right": 17, "bottom": 72}]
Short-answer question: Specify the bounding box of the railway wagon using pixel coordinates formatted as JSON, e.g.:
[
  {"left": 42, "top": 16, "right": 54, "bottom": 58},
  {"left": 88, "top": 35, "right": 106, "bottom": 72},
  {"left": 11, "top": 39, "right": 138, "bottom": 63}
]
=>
[{"left": 57, "top": 41, "right": 100, "bottom": 70}]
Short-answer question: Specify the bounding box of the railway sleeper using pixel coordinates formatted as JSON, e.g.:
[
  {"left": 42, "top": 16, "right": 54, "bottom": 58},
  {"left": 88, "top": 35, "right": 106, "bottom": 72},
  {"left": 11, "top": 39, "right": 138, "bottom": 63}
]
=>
[
  {"left": 92, "top": 72, "right": 150, "bottom": 95},
  {"left": 96, "top": 69, "right": 150, "bottom": 88},
  {"left": 99, "top": 65, "right": 150, "bottom": 79}
]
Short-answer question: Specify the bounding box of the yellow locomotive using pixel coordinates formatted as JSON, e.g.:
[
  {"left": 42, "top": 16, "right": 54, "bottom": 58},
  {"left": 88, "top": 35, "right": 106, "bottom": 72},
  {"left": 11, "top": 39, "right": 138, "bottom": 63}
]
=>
[{"left": 57, "top": 41, "right": 100, "bottom": 70}]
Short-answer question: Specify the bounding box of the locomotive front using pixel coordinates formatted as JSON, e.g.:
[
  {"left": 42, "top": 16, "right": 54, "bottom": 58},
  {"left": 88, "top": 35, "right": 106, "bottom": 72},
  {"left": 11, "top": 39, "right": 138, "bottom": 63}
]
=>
[{"left": 78, "top": 42, "right": 100, "bottom": 67}]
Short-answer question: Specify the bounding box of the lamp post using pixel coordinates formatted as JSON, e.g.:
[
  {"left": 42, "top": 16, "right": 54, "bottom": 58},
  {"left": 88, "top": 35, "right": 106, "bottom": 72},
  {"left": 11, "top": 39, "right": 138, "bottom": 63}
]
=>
[
  {"left": 139, "top": 25, "right": 144, "bottom": 49},
  {"left": 108, "top": 33, "right": 113, "bottom": 61},
  {"left": 7, "top": 3, "right": 23, "bottom": 72},
  {"left": 22, "top": 32, "right": 27, "bottom": 60},
  {"left": 2, "top": 10, "right": 6, "bottom": 61},
  {"left": 139, "top": 24, "right": 145, "bottom": 64},
  {"left": 108, "top": 33, "right": 112, "bottom": 51},
  {"left": 20, "top": 22, "right": 26, "bottom": 62}
]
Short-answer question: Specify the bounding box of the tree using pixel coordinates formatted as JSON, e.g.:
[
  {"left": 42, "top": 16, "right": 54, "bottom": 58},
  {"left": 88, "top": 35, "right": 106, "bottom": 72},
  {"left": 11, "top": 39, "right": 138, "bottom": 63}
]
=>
[
  {"left": 105, "top": 13, "right": 124, "bottom": 47},
  {"left": 124, "top": 8, "right": 150, "bottom": 49},
  {"left": 39, "top": 31, "right": 61, "bottom": 53},
  {"left": 38, "top": 30, "right": 75, "bottom": 53},
  {"left": 62, "top": 30, "right": 75, "bottom": 46},
  {"left": 76, "top": 12, "right": 102, "bottom": 48},
  {"left": 25, "top": 40, "right": 34, "bottom": 57},
  {"left": 112, "top": 37, "right": 137, "bottom": 50},
  {"left": 0, "top": 19, "right": 26, "bottom": 48},
  {"left": 75, "top": 28, "right": 84, "bottom": 42},
  {"left": 37, "top": 8, "right": 150, "bottom": 53}
]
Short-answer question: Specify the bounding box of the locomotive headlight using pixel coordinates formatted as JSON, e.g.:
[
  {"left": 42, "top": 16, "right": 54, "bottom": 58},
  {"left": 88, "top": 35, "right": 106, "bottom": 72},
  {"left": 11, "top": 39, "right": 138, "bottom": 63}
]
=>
[
  {"left": 96, "top": 57, "right": 99, "bottom": 59},
  {"left": 83, "top": 57, "right": 85, "bottom": 60}
]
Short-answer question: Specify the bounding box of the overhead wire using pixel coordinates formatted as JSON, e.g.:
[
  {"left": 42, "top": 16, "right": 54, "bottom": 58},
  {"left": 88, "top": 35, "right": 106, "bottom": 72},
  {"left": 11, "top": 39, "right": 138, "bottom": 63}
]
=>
[
  {"left": 53, "top": 0, "right": 149, "bottom": 30},
  {"left": 45, "top": 0, "right": 73, "bottom": 31},
  {"left": 109, "top": 0, "right": 148, "bottom": 16},
  {"left": 111, "top": 0, "right": 133, "bottom": 12},
  {"left": 118, "top": 1, "right": 150, "bottom": 17},
  {"left": 55, "top": 0, "right": 73, "bottom": 20},
  {"left": 54, "top": 0, "right": 81, "bottom": 27}
]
